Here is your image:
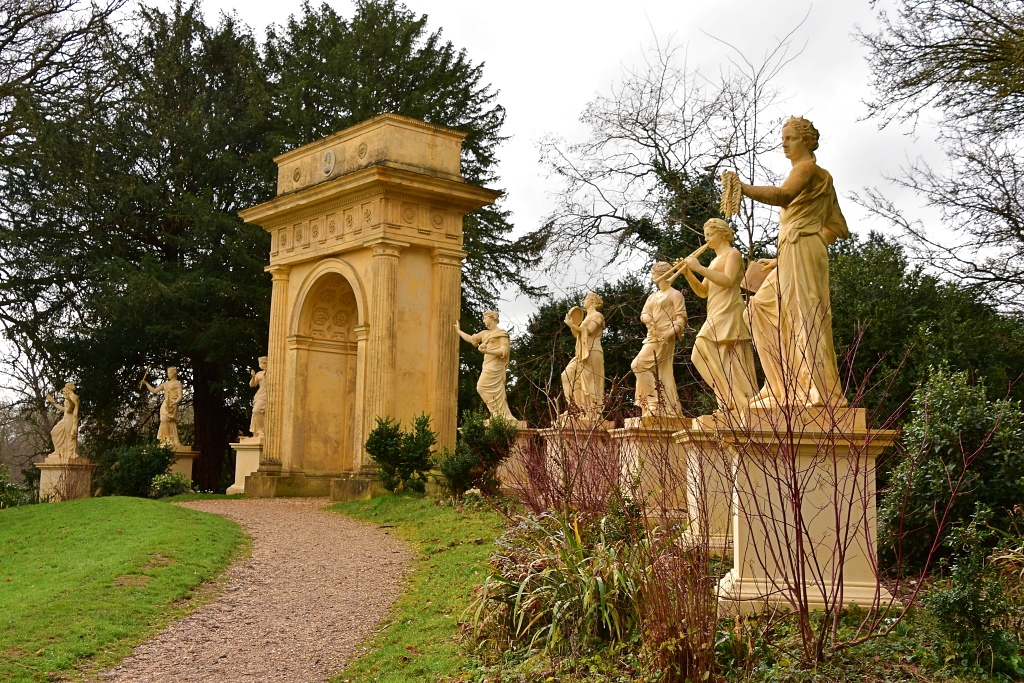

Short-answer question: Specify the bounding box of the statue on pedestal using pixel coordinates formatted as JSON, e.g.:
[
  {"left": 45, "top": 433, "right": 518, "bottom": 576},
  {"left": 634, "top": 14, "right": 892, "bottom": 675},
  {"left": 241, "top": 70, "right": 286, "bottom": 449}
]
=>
[
  {"left": 456, "top": 311, "right": 516, "bottom": 421},
  {"left": 45, "top": 382, "right": 79, "bottom": 460},
  {"left": 678, "top": 218, "right": 757, "bottom": 411},
  {"left": 142, "top": 367, "right": 183, "bottom": 447},
  {"left": 631, "top": 262, "right": 687, "bottom": 417},
  {"left": 560, "top": 292, "right": 606, "bottom": 417},
  {"left": 248, "top": 356, "right": 267, "bottom": 439},
  {"left": 723, "top": 116, "right": 849, "bottom": 407}
]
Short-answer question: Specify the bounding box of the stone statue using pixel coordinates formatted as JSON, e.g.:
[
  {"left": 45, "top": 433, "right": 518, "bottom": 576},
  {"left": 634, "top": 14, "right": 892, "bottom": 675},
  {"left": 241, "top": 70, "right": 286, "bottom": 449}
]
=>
[
  {"left": 631, "top": 262, "right": 687, "bottom": 417},
  {"left": 677, "top": 218, "right": 757, "bottom": 411},
  {"left": 248, "top": 356, "right": 267, "bottom": 439},
  {"left": 456, "top": 311, "right": 515, "bottom": 421},
  {"left": 45, "top": 382, "right": 79, "bottom": 460},
  {"left": 560, "top": 292, "right": 606, "bottom": 416},
  {"left": 724, "top": 116, "right": 849, "bottom": 407},
  {"left": 142, "top": 367, "right": 183, "bottom": 447}
]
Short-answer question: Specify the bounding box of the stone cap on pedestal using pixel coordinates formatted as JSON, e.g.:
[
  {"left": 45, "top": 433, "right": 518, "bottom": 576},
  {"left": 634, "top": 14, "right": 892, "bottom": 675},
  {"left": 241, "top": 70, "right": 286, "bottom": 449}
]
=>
[{"left": 274, "top": 113, "right": 467, "bottom": 196}]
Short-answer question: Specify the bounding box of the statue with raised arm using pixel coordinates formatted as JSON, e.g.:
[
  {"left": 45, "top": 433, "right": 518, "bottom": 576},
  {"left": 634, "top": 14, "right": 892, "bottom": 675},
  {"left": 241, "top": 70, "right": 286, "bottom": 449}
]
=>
[
  {"left": 142, "top": 367, "right": 183, "bottom": 447},
  {"left": 631, "top": 262, "right": 688, "bottom": 417},
  {"left": 723, "top": 116, "right": 850, "bottom": 407},
  {"left": 456, "top": 311, "right": 516, "bottom": 422},
  {"left": 678, "top": 219, "right": 757, "bottom": 411},
  {"left": 560, "top": 292, "right": 606, "bottom": 416},
  {"left": 248, "top": 356, "right": 268, "bottom": 439},
  {"left": 46, "top": 382, "right": 79, "bottom": 460}
]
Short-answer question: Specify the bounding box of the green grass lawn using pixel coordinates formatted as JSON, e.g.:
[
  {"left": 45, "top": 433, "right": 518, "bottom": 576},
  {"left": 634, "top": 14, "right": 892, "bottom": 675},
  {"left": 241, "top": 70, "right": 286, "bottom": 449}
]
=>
[
  {"left": 330, "top": 494, "right": 507, "bottom": 683},
  {"left": 0, "top": 496, "right": 246, "bottom": 682}
]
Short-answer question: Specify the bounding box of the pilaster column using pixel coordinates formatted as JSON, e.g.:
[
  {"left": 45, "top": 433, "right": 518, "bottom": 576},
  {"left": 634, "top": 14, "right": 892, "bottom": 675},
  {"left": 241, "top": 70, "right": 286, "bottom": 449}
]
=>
[
  {"left": 430, "top": 247, "right": 466, "bottom": 451},
  {"left": 363, "top": 239, "right": 407, "bottom": 446},
  {"left": 352, "top": 323, "right": 371, "bottom": 470},
  {"left": 260, "top": 264, "right": 291, "bottom": 472}
]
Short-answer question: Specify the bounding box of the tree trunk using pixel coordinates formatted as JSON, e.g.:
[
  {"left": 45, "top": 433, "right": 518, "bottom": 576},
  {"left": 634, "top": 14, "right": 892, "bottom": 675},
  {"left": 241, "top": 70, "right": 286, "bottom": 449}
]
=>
[{"left": 190, "top": 358, "right": 232, "bottom": 492}]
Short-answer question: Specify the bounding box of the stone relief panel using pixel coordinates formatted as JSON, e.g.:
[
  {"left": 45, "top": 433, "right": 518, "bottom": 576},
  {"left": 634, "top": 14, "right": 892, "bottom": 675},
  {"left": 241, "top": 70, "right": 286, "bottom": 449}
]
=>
[{"left": 302, "top": 274, "right": 358, "bottom": 342}]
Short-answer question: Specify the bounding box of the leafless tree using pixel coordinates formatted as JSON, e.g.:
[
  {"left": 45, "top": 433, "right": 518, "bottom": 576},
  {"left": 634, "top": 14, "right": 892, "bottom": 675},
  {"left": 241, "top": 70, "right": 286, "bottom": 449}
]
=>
[
  {"left": 529, "top": 29, "right": 804, "bottom": 275},
  {"left": 856, "top": 0, "right": 1024, "bottom": 307}
]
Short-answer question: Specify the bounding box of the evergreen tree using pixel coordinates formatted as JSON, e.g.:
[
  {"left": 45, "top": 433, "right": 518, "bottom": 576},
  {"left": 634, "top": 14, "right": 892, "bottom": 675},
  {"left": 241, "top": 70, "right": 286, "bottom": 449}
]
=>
[
  {"left": 0, "top": 2, "right": 275, "bottom": 489},
  {"left": 264, "top": 0, "right": 544, "bottom": 416}
]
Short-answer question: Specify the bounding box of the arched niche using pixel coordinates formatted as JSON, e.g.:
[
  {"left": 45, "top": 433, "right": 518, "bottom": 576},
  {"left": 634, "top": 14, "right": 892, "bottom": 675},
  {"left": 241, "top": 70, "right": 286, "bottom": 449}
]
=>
[{"left": 285, "top": 270, "right": 362, "bottom": 476}]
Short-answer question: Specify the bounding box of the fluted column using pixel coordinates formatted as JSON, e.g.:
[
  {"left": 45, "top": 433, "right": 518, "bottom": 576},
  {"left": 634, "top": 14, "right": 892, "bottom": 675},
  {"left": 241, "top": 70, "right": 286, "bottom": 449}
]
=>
[
  {"left": 431, "top": 247, "right": 467, "bottom": 451},
  {"left": 363, "top": 239, "right": 407, "bottom": 447},
  {"left": 260, "top": 264, "right": 291, "bottom": 472}
]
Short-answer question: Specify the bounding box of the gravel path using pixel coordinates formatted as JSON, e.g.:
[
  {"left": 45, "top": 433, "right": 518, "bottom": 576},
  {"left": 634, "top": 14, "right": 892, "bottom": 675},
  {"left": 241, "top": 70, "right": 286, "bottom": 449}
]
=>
[{"left": 100, "top": 497, "right": 410, "bottom": 683}]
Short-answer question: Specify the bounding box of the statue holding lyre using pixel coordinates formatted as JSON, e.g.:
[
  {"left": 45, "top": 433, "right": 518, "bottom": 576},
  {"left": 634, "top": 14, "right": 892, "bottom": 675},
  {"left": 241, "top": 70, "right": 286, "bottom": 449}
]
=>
[
  {"left": 560, "top": 292, "right": 606, "bottom": 417},
  {"left": 722, "top": 116, "right": 850, "bottom": 407}
]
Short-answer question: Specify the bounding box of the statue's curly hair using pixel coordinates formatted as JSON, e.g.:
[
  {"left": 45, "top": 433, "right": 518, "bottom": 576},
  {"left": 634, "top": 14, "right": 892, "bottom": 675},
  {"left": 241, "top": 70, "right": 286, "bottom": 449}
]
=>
[
  {"left": 652, "top": 261, "right": 673, "bottom": 277},
  {"left": 783, "top": 116, "right": 820, "bottom": 153},
  {"left": 703, "top": 218, "right": 735, "bottom": 244},
  {"left": 584, "top": 292, "right": 604, "bottom": 309},
  {"left": 483, "top": 310, "right": 500, "bottom": 323}
]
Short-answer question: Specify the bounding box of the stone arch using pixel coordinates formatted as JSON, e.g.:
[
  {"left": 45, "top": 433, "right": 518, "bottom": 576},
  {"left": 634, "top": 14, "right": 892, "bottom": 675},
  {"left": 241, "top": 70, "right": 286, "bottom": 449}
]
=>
[
  {"left": 289, "top": 258, "right": 367, "bottom": 337},
  {"left": 281, "top": 259, "right": 366, "bottom": 476}
]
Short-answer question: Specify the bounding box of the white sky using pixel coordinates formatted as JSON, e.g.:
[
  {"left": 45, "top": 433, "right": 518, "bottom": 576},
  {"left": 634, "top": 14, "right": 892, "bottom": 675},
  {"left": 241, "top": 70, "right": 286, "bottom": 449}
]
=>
[{"left": 167, "top": 0, "right": 946, "bottom": 334}]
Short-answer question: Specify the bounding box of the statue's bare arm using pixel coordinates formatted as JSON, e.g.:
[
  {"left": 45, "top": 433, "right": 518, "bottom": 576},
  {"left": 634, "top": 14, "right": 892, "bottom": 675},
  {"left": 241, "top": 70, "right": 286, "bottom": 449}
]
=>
[{"left": 740, "top": 161, "right": 817, "bottom": 208}]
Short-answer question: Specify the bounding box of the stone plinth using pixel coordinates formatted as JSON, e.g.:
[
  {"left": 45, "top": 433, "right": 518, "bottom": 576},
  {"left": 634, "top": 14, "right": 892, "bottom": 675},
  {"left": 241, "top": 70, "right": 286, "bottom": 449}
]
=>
[
  {"left": 227, "top": 439, "right": 262, "bottom": 495},
  {"left": 36, "top": 458, "right": 96, "bottom": 501},
  {"left": 674, "top": 419, "right": 735, "bottom": 556},
  {"left": 169, "top": 446, "right": 198, "bottom": 481},
  {"left": 609, "top": 419, "right": 689, "bottom": 518},
  {"left": 537, "top": 423, "right": 617, "bottom": 501},
  {"left": 239, "top": 114, "right": 500, "bottom": 494},
  {"left": 715, "top": 407, "right": 898, "bottom": 613},
  {"left": 497, "top": 427, "right": 540, "bottom": 494}
]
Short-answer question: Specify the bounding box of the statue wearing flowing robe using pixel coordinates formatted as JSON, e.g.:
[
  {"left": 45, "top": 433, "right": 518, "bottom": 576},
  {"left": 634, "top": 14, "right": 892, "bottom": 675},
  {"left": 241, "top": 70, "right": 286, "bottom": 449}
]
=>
[{"left": 561, "top": 293, "right": 606, "bottom": 415}]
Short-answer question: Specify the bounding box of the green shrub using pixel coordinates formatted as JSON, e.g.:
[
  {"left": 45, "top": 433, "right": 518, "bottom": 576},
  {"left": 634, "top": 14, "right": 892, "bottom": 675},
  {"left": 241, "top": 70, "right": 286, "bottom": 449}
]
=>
[
  {"left": 364, "top": 413, "right": 436, "bottom": 493},
  {"left": 436, "top": 409, "right": 517, "bottom": 496},
  {"left": 879, "top": 366, "right": 1024, "bottom": 569},
  {"left": 95, "top": 442, "right": 176, "bottom": 497},
  {"left": 924, "top": 506, "right": 1024, "bottom": 677},
  {"left": 472, "top": 510, "right": 641, "bottom": 657},
  {"left": 0, "top": 465, "right": 35, "bottom": 509},
  {"left": 435, "top": 441, "right": 476, "bottom": 497},
  {"left": 149, "top": 471, "right": 194, "bottom": 498}
]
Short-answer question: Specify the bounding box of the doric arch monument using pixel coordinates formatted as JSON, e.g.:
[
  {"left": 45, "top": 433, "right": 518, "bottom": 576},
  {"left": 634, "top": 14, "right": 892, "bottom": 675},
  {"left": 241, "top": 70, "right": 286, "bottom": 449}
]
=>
[{"left": 239, "top": 114, "right": 500, "bottom": 498}]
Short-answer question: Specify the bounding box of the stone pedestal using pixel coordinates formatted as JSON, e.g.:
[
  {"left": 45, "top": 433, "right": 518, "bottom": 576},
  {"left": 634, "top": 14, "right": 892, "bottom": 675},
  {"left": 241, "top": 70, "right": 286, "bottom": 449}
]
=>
[
  {"left": 609, "top": 417, "right": 689, "bottom": 518},
  {"left": 716, "top": 407, "right": 898, "bottom": 613},
  {"left": 537, "top": 422, "right": 617, "bottom": 502},
  {"left": 497, "top": 427, "right": 540, "bottom": 494},
  {"left": 169, "top": 446, "right": 198, "bottom": 481},
  {"left": 674, "top": 418, "right": 735, "bottom": 557},
  {"left": 36, "top": 457, "right": 96, "bottom": 501},
  {"left": 227, "top": 438, "right": 262, "bottom": 495}
]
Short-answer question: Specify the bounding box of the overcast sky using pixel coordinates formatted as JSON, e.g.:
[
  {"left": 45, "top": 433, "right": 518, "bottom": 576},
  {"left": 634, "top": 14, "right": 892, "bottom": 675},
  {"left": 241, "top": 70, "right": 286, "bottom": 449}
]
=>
[{"left": 163, "top": 0, "right": 944, "bottom": 334}]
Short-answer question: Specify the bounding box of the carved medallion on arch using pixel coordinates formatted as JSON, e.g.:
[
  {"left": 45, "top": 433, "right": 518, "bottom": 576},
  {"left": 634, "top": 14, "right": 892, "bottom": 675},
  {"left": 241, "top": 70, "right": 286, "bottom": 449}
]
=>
[{"left": 301, "top": 274, "right": 358, "bottom": 341}]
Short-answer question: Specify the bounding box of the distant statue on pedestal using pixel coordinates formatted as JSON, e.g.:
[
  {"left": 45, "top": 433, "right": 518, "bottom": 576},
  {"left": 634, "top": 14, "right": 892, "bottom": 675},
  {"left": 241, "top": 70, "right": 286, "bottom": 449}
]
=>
[
  {"left": 723, "top": 116, "right": 850, "bottom": 407},
  {"left": 561, "top": 292, "right": 606, "bottom": 418},
  {"left": 631, "top": 262, "right": 687, "bottom": 417},
  {"left": 45, "top": 382, "right": 79, "bottom": 460},
  {"left": 678, "top": 219, "right": 757, "bottom": 411},
  {"left": 456, "top": 311, "right": 516, "bottom": 422},
  {"left": 142, "top": 367, "right": 183, "bottom": 447},
  {"left": 248, "top": 356, "right": 268, "bottom": 439}
]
